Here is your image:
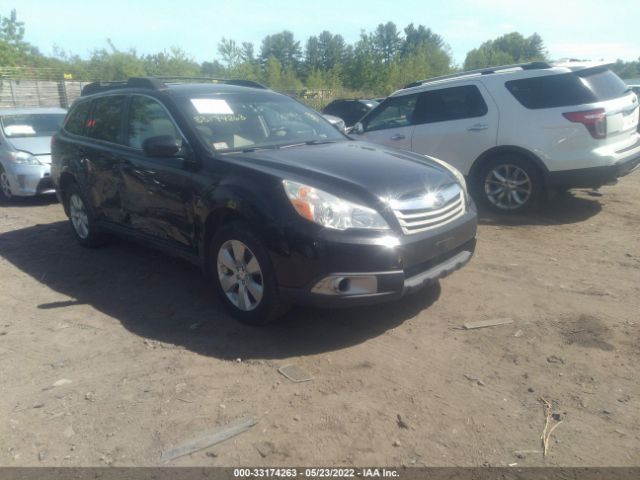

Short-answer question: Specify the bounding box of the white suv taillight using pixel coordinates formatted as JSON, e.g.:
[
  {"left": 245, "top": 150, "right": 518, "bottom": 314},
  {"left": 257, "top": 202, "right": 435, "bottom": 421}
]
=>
[{"left": 563, "top": 108, "right": 607, "bottom": 139}]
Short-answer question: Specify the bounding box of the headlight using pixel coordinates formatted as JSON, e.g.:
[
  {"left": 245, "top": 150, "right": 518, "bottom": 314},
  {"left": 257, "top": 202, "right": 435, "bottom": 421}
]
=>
[
  {"left": 283, "top": 180, "right": 389, "bottom": 230},
  {"left": 9, "top": 151, "right": 41, "bottom": 165},
  {"left": 428, "top": 157, "right": 467, "bottom": 195}
]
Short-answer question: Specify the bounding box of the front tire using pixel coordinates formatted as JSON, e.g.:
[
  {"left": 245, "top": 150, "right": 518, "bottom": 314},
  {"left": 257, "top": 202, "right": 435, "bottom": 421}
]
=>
[
  {"left": 209, "top": 221, "right": 288, "bottom": 325},
  {"left": 64, "top": 183, "right": 105, "bottom": 247},
  {"left": 476, "top": 155, "right": 543, "bottom": 213},
  {"left": 0, "top": 165, "right": 13, "bottom": 201}
]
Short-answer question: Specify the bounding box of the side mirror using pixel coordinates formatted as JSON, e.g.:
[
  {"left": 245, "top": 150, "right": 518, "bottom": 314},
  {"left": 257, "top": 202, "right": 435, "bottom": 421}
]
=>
[
  {"left": 142, "top": 135, "right": 182, "bottom": 157},
  {"left": 352, "top": 122, "right": 364, "bottom": 135},
  {"left": 322, "top": 114, "right": 347, "bottom": 134}
]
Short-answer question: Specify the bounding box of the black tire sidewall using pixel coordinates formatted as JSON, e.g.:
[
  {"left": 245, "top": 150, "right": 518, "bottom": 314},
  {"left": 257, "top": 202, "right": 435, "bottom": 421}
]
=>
[
  {"left": 475, "top": 155, "right": 543, "bottom": 213},
  {"left": 209, "top": 221, "right": 285, "bottom": 325}
]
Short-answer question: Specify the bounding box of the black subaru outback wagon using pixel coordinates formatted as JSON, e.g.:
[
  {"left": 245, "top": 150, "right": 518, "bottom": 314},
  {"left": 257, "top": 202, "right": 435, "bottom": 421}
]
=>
[{"left": 51, "top": 78, "right": 477, "bottom": 324}]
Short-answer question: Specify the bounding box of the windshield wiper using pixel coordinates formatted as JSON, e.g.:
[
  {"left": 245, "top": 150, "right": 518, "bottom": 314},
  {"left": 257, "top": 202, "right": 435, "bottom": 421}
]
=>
[
  {"left": 241, "top": 146, "right": 280, "bottom": 152},
  {"left": 305, "top": 139, "right": 337, "bottom": 145},
  {"left": 279, "top": 140, "right": 337, "bottom": 149},
  {"left": 223, "top": 145, "right": 282, "bottom": 154}
]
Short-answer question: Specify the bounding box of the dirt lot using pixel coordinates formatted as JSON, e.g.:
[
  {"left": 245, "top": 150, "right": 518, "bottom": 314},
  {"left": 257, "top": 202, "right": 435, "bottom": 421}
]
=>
[{"left": 0, "top": 174, "right": 639, "bottom": 468}]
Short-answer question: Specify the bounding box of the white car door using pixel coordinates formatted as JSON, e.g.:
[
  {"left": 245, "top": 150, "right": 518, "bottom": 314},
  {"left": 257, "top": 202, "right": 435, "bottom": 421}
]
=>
[
  {"left": 353, "top": 93, "right": 418, "bottom": 151},
  {"left": 409, "top": 82, "right": 498, "bottom": 175}
]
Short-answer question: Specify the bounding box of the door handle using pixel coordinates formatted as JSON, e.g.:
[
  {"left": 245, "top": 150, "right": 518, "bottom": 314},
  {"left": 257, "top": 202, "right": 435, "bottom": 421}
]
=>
[
  {"left": 467, "top": 124, "right": 489, "bottom": 131},
  {"left": 390, "top": 134, "right": 405, "bottom": 140}
]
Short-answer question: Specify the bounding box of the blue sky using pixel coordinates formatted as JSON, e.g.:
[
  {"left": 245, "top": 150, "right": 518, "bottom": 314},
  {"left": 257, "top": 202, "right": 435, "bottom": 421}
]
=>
[{"left": 5, "top": 0, "right": 639, "bottom": 65}]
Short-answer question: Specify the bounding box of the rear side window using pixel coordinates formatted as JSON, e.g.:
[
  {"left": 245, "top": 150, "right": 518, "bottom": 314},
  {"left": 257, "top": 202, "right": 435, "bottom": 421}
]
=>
[
  {"left": 413, "top": 85, "right": 488, "bottom": 124},
  {"left": 506, "top": 68, "right": 629, "bottom": 109},
  {"left": 127, "top": 96, "right": 179, "bottom": 149},
  {"left": 64, "top": 101, "right": 91, "bottom": 136},
  {"left": 87, "top": 96, "right": 126, "bottom": 144}
]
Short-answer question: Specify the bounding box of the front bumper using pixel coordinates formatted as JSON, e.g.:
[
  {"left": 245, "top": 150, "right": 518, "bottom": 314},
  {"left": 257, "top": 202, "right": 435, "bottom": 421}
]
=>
[
  {"left": 275, "top": 207, "right": 477, "bottom": 308},
  {"left": 547, "top": 151, "right": 640, "bottom": 189},
  {"left": 2, "top": 162, "right": 54, "bottom": 196}
]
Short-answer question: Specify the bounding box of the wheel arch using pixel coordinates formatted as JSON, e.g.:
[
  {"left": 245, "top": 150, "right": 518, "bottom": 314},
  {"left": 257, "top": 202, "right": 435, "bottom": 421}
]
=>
[
  {"left": 468, "top": 146, "right": 549, "bottom": 187},
  {"left": 58, "top": 171, "right": 78, "bottom": 215}
]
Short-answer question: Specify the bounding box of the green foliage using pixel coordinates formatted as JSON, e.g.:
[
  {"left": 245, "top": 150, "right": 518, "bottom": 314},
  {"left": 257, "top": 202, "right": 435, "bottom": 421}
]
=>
[
  {"left": 87, "top": 48, "right": 145, "bottom": 80},
  {"left": 611, "top": 58, "right": 640, "bottom": 79},
  {"left": 3, "top": 10, "right": 571, "bottom": 100},
  {"left": 143, "top": 47, "right": 200, "bottom": 76},
  {"left": 0, "top": 9, "right": 46, "bottom": 67},
  {"left": 464, "top": 32, "right": 547, "bottom": 70}
]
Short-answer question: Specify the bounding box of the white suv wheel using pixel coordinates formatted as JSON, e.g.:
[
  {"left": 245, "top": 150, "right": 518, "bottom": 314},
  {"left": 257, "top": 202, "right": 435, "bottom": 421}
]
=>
[{"left": 484, "top": 164, "right": 533, "bottom": 211}]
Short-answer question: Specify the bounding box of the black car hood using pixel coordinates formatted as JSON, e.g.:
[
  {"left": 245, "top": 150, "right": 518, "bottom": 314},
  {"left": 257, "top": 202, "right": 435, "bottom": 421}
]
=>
[{"left": 228, "top": 140, "right": 457, "bottom": 205}]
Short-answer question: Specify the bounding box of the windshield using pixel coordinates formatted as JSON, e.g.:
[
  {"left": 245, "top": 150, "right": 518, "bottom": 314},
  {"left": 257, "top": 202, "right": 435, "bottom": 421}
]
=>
[
  {"left": 0, "top": 113, "right": 65, "bottom": 138},
  {"left": 177, "top": 92, "right": 345, "bottom": 152}
]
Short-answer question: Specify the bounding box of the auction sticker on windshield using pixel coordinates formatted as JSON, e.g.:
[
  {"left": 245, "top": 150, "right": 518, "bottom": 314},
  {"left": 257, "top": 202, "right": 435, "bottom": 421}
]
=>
[{"left": 191, "top": 98, "right": 234, "bottom": 114}]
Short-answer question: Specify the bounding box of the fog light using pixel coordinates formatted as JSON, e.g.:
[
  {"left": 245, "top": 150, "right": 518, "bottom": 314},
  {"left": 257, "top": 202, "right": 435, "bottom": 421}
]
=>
[{"left": 311, "top": 275, "right": 378, "bottom": 295}]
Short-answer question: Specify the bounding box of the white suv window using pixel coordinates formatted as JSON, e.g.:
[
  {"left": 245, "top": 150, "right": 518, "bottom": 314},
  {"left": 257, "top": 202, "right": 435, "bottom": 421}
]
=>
[{"left": 413, "top": 85, "right": 488, "bottom": 124}]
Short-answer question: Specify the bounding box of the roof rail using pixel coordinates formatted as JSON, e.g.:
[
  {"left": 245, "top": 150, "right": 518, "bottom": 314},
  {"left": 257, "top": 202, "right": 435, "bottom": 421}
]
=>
[
  {"left": 154, "top": 76, "right": 268, "bottom": 89},
  {"left": 81, "top": 78, "right": 166, "bottom": 96},
  {"left": 81, "top": 76, "right": 267, "bottom": 96},
  {"left": 402, "top": 61, "right": 553, "bottom": 89}
]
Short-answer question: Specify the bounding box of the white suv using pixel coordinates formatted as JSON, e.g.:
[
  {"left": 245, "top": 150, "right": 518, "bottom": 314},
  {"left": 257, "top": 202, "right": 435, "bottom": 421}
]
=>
[{"left": 351, "top": 62, "right": 640, "bottom": 212}]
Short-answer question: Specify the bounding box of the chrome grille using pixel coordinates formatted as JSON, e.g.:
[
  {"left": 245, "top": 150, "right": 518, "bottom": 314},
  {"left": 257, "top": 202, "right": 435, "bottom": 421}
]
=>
[{"left": 392, "top": 184, "right": 465, "bottom": 235}]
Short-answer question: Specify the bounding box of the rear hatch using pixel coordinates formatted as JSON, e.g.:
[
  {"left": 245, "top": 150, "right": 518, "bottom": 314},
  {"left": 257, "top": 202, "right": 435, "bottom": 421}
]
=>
[
  {"left": 574, "top": 67, "right": 638, "bottom": 148},
  {"left": 507, "top": 66, "right": 639, "bottom": 151}
]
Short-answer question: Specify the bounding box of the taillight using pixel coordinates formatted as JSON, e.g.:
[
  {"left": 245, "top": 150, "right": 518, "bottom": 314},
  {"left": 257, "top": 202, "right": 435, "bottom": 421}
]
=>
[{"left": 563, "top": 108, "right": 607, "bottom": 139}]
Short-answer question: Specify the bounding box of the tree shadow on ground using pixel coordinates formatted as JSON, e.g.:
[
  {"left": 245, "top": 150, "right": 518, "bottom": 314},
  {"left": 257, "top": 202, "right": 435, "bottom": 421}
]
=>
[{"left": 0, "top": 221, "right": 441, "bottom": 360}]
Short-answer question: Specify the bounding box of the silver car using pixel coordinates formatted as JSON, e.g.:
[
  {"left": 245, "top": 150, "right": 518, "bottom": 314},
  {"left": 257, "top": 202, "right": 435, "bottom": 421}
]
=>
[{"left": 0, "top": 107, "right": 67, "bottom": 200}]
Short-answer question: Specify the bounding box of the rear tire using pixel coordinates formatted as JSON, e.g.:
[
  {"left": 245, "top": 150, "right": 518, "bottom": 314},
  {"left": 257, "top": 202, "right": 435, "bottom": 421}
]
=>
[
  {"left": 209, "top": 221, "right": 288, "bottom": 325},
  {"left": 64, "top": 183, "right": 106, "bottom": 247},
  {"left": 475, "top": 154, "right": 543, "bottom": 213}
]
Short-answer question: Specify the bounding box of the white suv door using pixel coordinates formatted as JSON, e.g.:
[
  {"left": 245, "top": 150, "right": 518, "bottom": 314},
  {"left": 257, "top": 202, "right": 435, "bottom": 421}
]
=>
[
  {"left": 354, "top": 93, "right": 417, "bottom": 151},
  {"left": 409, "top": 82, "right": 498, "bottom": 175}
]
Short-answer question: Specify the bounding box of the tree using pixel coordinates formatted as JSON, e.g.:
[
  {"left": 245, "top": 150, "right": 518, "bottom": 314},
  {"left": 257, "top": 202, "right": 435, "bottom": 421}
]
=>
[
  {"left": 259, "top": 31, "right": 301, "bottom": 72},
  {"left": 305, "top": 31, "right": 346, "bottom": 74},
  {"left": 143, "top": 47, "right": 200, "bottom": 76},
  {"left": 464, "top": 32, "right": 547, "bottom": 70},
  {"left": 218, "top": 37, "right": 242, "bottom": 68},
  {"left": 201, "top": 60, "right": 225, "bottom": 76},
  {"left": 344, "top": 30, "right": 383, "bottom": 91},
  {"left": 87, "top": 45, "right": 145, "bottom": 80},
  {"left": 373, "top": 22, "right": 402, "bottom": 65},
  {"left": 240, "top": 42, "right": 256, "bottom": 63},
  {"left": 611, "top": 57, "right": 640, "bottom": 79},
  {"left": 401, "top": 23, "right": 444, "bottom": 56},
  {"left": 0, "top": 9, "right": 44, "bottom": 67}
]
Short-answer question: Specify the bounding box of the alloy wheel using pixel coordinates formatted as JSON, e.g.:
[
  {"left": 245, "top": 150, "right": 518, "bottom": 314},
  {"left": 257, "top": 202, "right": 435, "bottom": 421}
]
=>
[
  {"left": 69, "top": 193, "right": 89, "bottom": 239},
  {"left": 216, "top": 240, "right": 264, "bottom": 311},
  {"left": 484, "top": 164, "right": 532, "bottom": 210},
  {"left": 1, "top": 171, "right": 12, "bottom": 199}
]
